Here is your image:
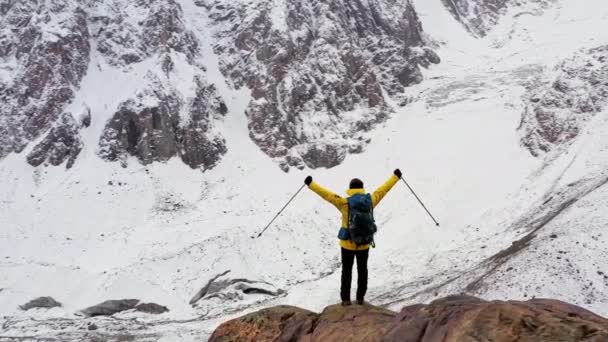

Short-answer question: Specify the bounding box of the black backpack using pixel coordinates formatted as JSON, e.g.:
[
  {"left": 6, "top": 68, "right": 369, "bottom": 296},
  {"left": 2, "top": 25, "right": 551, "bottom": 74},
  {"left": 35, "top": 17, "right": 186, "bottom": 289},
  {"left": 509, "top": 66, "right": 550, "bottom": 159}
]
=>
[{"left": 347, "top": 193, "right": 377, "bottom": 247}]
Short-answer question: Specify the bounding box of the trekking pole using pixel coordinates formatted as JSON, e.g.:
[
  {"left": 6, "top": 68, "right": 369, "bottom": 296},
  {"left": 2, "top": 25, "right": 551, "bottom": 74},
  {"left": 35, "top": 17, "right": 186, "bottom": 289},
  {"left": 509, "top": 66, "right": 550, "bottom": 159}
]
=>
[
  {"left": 252, "top": 184, "right": 306, "bottom": 239},
  {"left": 400, "top": 176, "right": 440, "bottom": 227}
]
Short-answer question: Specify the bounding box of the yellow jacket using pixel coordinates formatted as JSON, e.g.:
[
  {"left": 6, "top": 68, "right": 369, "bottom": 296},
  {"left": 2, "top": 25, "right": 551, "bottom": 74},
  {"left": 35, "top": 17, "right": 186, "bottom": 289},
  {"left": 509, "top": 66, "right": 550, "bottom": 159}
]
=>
[{"left": 308, "top": 174, "right": 399, "bottom": 251}]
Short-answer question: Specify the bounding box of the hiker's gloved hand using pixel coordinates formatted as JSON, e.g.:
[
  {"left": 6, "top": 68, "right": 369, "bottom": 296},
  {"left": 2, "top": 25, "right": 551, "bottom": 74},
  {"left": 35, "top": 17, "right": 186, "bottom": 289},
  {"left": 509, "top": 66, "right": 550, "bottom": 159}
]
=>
[
  {"left": 394, "top": 169, "right": 402, "bottom": 178},
  {"left": 304, "top": 176, "right": 313, "bottom": 186}
]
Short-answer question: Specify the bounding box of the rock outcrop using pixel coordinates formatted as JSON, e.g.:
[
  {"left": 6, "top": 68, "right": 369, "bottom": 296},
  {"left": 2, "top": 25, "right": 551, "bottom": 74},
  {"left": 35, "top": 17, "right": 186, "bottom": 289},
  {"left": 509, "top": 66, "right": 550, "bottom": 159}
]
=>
[
  {"left": 441, "top": 0, "right": 556, "bottom": 37},
  {"left": 520, "top": 45, "right": 608, "bottom": 156},
  {"left": 135, "top": 302, "right": 169, "bottom": 314},
  {"left": 0, "top": 1, "right": 90, "bottom": 160},
  {"left": 92, "top": 0, "right": 229, "bottom": 170},
  {"left": 26, "top": 112, "right": 83, "bottom": 169},
  {"left": 209, "top": 295, "right": 608, "bottom": 342},
  {"left": 202, "top": 0, "right": 439, "bottom": 170},
  {"left": 98, "top": 73, "right": 227, "bottom": 169}
]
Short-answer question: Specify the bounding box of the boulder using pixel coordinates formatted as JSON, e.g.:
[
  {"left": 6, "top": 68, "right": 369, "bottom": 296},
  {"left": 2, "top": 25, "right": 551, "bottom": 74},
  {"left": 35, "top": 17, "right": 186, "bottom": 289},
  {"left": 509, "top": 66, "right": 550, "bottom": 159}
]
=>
[
  {"left": 19, "top": 297, "right": 62, "bottom": 311},
  {"left": 80, "top": 299, "right": 140, "bottom": 317},
  {"left": 26, "top": 112, "right": 83, "bottom": 169},
  {"left": 135, "top": 303, "right": 169, "bottom": 314},
  {"left": 209, "top": 296, "right": 608, "bottom": 342},
  {"left": 0, "top": 2, "right": 90, "bottom": 160},
  {"left": 204, "top": 0, "right": 439, "bottom": 171}
]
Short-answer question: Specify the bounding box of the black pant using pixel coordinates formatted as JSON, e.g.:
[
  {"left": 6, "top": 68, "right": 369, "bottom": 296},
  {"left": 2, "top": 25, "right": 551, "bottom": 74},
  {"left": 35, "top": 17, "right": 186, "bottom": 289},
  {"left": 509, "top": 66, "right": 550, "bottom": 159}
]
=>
[{"left": 341, "top": 247, "right": 369, "bottom": 302}]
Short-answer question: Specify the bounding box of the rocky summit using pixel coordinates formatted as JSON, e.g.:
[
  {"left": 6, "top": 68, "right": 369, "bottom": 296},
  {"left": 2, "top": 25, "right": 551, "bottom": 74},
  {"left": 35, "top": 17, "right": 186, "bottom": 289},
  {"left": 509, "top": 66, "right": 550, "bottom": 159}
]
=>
[
  {"left": 0, "top": 0, "right": 438, "bottom": 172},
  {"left": 209, "top": 295, "right": 608, "bottom": 342}
]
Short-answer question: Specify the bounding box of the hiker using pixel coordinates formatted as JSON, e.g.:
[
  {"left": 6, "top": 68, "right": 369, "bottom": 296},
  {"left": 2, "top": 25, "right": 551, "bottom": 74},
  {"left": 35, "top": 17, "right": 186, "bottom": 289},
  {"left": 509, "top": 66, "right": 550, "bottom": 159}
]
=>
[{"left": 304, "top": 169, "right": 402, "bottom": 306}]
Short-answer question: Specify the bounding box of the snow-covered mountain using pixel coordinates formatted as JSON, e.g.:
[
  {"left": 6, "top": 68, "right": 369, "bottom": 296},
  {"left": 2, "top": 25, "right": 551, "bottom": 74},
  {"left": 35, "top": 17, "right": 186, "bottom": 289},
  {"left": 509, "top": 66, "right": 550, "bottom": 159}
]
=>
[{"left": 1, "top": 0, "right": 608, "bottom": 340}]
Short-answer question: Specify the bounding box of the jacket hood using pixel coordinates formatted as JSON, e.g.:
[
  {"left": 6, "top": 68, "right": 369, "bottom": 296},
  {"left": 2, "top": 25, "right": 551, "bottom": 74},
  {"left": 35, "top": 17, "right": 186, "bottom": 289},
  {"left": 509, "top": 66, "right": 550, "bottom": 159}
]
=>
[{"left": 346, "top": 188, "right": 366, "bottom": 196}]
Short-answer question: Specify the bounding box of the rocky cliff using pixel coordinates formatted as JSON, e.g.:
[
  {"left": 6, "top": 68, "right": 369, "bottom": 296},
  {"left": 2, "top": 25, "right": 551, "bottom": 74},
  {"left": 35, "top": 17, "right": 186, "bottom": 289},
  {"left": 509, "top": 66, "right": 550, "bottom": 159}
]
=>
[
  {"left": 210, "top": 295, "right": 608, "bottom": 342},
  {"left": 0, "top": 0, "right": 227, "bottom": 170},
  {"left": 202, "top": 0, "right": 439, "bottom": 170}
]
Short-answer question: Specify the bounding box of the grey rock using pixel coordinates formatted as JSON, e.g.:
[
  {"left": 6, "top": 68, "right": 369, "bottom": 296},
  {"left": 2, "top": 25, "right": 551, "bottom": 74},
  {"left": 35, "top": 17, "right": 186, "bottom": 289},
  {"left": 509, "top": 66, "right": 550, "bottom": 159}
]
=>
[
  {"left": 80, "top": 299, "right": 140, "bottom": 317},
  {"left": 178, "top": 77, "right": 228, "bottom": 169},
  {"left": 19, "top": 296, "right": 62, "bottom": 311},
  {"left": 87, "top": 323, "right": 98, "bottom": 331},
  {"left": 135, "top": 303, "right": 169, "bottom": 314},
  {"left": 26, "top": 112, "right": 83, "bottom": 169},
  {"left": 98, "top": 74, "right": 227, "bottom": 169},
  {"left": 98, "top": 74, "right": 181, "bottom": 166}
]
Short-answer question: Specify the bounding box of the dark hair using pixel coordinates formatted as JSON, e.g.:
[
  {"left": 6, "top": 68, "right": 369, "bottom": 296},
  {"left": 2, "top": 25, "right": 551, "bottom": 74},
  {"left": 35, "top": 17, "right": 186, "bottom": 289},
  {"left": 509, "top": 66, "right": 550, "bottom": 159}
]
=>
[{"left": 349, "top": 178, "right": 364, "bottom": 189}]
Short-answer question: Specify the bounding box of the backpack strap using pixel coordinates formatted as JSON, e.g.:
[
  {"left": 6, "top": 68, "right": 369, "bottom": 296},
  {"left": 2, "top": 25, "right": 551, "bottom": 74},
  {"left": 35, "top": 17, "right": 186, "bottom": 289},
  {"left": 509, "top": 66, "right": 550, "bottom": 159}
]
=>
[{"left": 367, "top": 193, "right": 376, "bottom": 248}]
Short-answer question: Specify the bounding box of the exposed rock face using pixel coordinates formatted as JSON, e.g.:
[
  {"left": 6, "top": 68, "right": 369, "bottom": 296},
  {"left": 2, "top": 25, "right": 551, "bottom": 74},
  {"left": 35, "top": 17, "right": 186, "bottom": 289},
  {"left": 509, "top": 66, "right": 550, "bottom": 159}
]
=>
[
  {"left": 80, "top": 299, "right": 140, "bottom": 317},
  {"left": 520, "top": 46, "right": 608, "bottom": 156},
  {"left": 441, "top": 0, "right": 556, "bottom": 37},
  {"left": 93, "top": 0, "right": 228, "bottom": 169},
  {"left": 26, "top": 112, "right": 83, "bottom": 169},
  {"left": 202, "top": 0, "right": 439, "bottom": 170},
  {"left": 1, "top": 0, "right": 228, "bottom": 170},
  {"left": 19, "top": 297, "right": 62, "bottom": 311},
  {"left": 91, "top": 0, "right": 228, "bottom": 170},
  {"left": 88, "top": 0, "right": 199, "bottom": 67},
  {"left": 209, "top": 296, "right": 608, "bottom": 342},
  {"left": 0, "top": 1, "right": 90, "bottom": 159},
  {"left": 178, "top": 77, "right": 228, "bottom": 169},
  {"left": 98, "top": 73, "right": 227, "bottom": 169}
]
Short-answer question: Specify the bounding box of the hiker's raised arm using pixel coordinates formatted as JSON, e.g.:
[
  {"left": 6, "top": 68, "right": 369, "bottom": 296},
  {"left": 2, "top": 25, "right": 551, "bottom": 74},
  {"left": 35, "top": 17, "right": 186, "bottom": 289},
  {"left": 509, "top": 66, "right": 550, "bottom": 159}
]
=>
[
  {"left": 306, "top": 176, "right": 344, "bottom": 209},
  {"left": 371, "top": 169, "right": 401, "bottom": 208}
]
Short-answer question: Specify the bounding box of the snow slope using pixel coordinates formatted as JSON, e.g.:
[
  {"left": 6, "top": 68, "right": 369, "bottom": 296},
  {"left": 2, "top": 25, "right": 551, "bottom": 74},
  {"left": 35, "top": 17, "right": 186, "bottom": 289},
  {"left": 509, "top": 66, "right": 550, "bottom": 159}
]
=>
[{"left": 1, "top": 0, "right": 608, "bottom": 340}]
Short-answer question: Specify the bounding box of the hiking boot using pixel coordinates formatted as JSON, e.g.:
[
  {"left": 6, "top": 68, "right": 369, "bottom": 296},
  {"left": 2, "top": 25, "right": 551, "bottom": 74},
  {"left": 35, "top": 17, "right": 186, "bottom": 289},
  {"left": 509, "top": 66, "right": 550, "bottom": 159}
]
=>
[
  {"left": 341, "top": 300, "right": 352, "bottom": 306},
  {"left": 356, "top": 299, "right": 365, "bottom": 305}
]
